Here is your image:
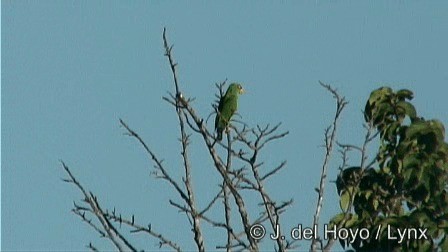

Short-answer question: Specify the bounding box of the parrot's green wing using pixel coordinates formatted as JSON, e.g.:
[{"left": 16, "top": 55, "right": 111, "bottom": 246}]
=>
[{"left": 215, "top": 83, "right": 244, "bottom": 141}]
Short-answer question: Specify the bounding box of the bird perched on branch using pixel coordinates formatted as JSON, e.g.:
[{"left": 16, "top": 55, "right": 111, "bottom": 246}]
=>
[{"left": 215, "top": 83, "right": 245, "bottom": 141}]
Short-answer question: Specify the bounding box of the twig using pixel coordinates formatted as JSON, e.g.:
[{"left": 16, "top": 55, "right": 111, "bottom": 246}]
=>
[{"left": 105, "top": 211, "right": 182, "bottom": 252}]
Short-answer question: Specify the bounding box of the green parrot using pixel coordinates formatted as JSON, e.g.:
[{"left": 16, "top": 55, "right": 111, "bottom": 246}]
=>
[{"left": 215, "top": 83, "right": 245, "bottom": 141}]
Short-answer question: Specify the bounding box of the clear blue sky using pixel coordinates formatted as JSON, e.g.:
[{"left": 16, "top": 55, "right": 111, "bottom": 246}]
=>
[{"left": 2, "top": 1, "right": 448, "bottom": 251}]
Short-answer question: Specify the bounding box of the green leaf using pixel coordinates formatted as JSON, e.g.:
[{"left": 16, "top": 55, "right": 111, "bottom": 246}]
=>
[
  {"left": 403, "top": 155, "right": 420, "bottom": 169},
  {"left": 365, "top": 86, "right": 393, "bottom": 123},
  {"left": 397, "top": 101, "right": 417, "bottom": 119},
  {"left": 418, "top": 240, "right": 432, "bottom": 251},
  {"left": 373, "top": 199, "right": 379, "bottom": 211},
  {"left": 329, "top": 213, "right": 346, "bottom": 227},
  {"left": 340, "top": 190, "right": 351, "bottom": 212},
  {"left": 429, "top": 119, "right": 445, "bottom": 142},
  {"left": 345, "top": 214, "right": 358, "bottom": 228},
  {"left": 396, "top": 89, "right": 414, "bottom": 100},
  {"left": 364, "top": 190, "right": 373, "bottom": 200},
  {"left": 403, "top": 166, "right": 413, "bottom": 181},
  {"left": 406, "top": 121, "right": 430, "bottom": 139},
  {"left": 385, "top": 121, "right": 400, "bottom": 143},
  {"left": 368, "top": 87, "right": 393, "bottom": 105}
]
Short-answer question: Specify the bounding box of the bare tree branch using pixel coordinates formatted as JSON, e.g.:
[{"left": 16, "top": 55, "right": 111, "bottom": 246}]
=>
[
  {"left": 61, "top": 161, "right": 136, "bottom": 252},
  {"left": 310, "top": 82, "right": 348, "bottom": 252},
  {"left": 106, "top": 211, "right": 182, "bottom": 252},
  {"left": 233, "top": 124, "right": 292, "bottom": 251},
  {"left": 224, "top": 132, "right": 233, "bottom": 252},
  {"left": 119, "top": 119, "right": 189, "bottom": 204},
  {"left": 163, "top": 28, "right": 206, "bottom": 252}
]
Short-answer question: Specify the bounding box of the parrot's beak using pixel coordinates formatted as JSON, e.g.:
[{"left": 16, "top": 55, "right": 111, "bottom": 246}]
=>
[{"left": 240, "top": 88, "right": 245, "bottom": 94}]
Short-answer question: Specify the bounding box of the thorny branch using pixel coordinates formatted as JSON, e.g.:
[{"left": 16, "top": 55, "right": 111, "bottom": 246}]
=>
[
  {"left": 61, "top": 161, "right": 134, "bottom": 252},
  {"left": 61, "top": 161, "right": 179, "bottom": 251},
  {"left": 163, "top": 27, "right": 205, "bottom": 252},
  {"left": 310, "top": 82, "right": 348, "bottom": 252},
  {"left": 105, "top": 210, "right": 181, "bottom": 251}
]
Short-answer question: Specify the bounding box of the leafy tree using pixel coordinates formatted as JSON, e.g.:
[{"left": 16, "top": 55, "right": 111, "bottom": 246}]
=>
[{"left": 331, "top": 87, "right": 448, "bottom": 251}]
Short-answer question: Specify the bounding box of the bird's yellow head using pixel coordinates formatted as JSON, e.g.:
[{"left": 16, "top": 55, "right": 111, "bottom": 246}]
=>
[{"left": 228, "top": 83, "right": 245, "bottom": 95}]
